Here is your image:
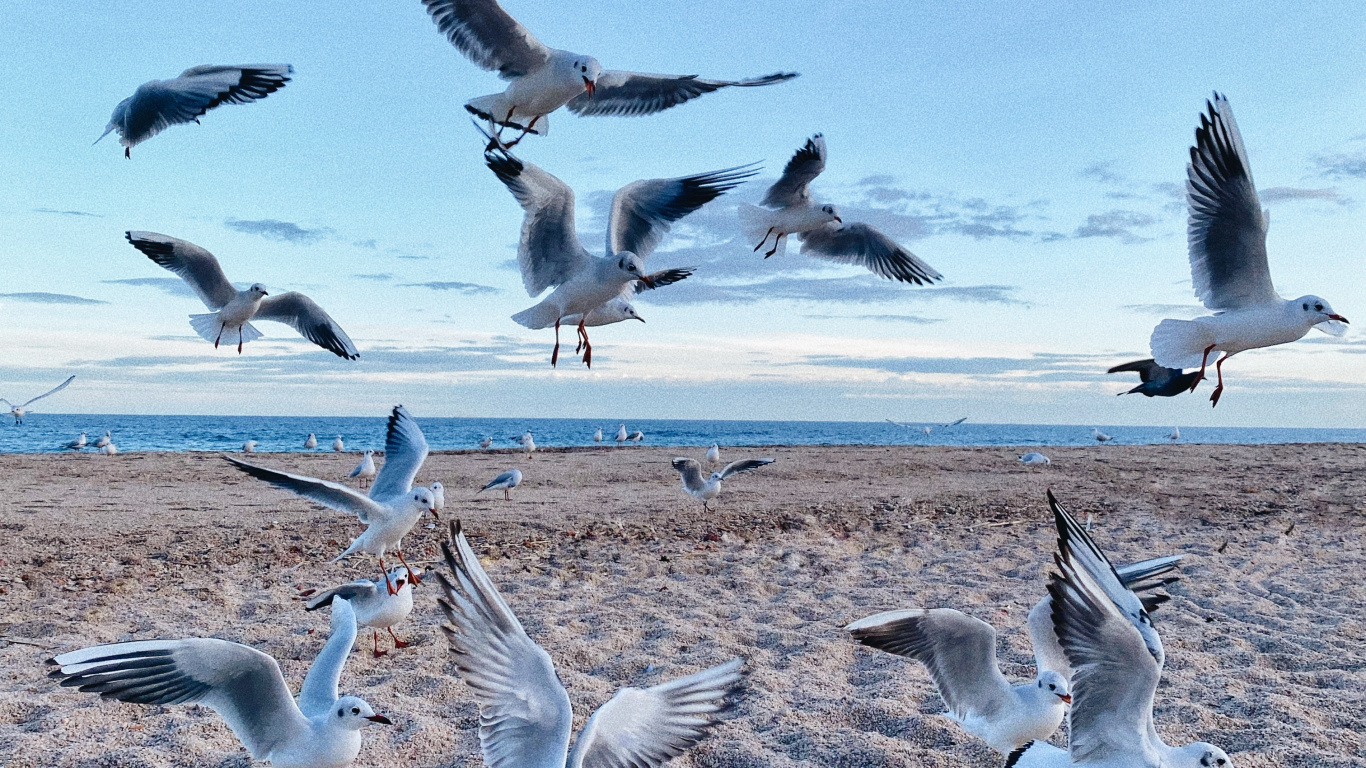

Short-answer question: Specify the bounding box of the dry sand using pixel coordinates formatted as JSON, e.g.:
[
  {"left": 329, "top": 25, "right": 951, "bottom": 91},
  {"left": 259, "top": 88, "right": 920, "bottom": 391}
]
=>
[{"left": 1, "top": 443, "right": 1364, "bottom": 767}]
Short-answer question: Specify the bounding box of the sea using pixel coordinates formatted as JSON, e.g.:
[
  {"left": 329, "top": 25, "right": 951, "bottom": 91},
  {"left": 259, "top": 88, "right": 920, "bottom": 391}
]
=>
[{"left": 2, "top": 415, "right": 1364, "bottom": 454}]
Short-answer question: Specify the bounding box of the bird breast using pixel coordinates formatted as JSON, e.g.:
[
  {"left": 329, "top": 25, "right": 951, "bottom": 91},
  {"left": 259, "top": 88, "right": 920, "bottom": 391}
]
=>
[
  {"left": 219, "top": 293, "right": 263, "bottom": 325},
  {"left": 774, "top": 204, "right": 835, "bottom": 235}
]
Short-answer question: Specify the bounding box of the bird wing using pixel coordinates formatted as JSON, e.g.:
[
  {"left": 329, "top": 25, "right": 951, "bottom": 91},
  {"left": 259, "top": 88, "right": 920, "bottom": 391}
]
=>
[
  {"left": 304, "top": 580, "right": 380, "bottom": 612},
  {"left": 1106, "top": 359, "right": 1166, "bottom": 384},
  {"left": 846, "top": 608, "right": 1014, "bottom": 721},
  {"left": 297, "top": 597, "right": 358, "bottom": 717},
  {"left": 799, "top": 223, "right": 943, "bottom": 285},
  {"left": 126, "top": 231, "right": 237, "bottom": 309},
  {"left": 48, "top": 637, "right": 308, "bottom": 760},
  {"left": 607, "top": 166, "right": 758, "bottom": 259},
  {"left": 1186, "top": 94, "right": 1278, "bottom": 310},
  {"left": 481, "top": 470, "right": 517, "bottom": 491},
  {"left": 717, "top": 458, "right": 774, "bottom": 480},
  {"left": 630, "top": 267, "right": 694, "bottom": 295},
  {"left": 223, "top": 455, "right": 385, "bottom": 524},
  {"left": 347, "top": 455, "right": 370, "bottom": 478},
  {"left": 670, "top": 458, "right": 707, "bottom": 493},
  {"left": 566, "top": 658, "right": 744, "bottom": 768},
  {"left": 254, "top": 292, "right": 359, "bottom": 360},
  {"left": 420, "top": 0, "right": 550, "bottom": 79},
  {"left": 566, "top": 71, "right": 797, "bottom": 117},
  {"left": 485, "top": 148, "right": 589, "bottom": 296},
  {"left": 121, "top": 65, "right": 291, "bottom": 146},
  {"left": 437, "top": 522, "right": 574, "bottom": 768},
  {"left": 762, "top": 134, "right": 826, "bottom": 208},
  {"left": 17, "top": 375, "right": 76, "bottom": 408},
  {"left": 368, "top": 405, "right": 430, "bottom": 501}
]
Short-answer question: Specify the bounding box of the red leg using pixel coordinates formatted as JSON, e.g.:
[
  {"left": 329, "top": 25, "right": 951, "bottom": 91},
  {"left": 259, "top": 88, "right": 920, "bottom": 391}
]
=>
[
  {"left": 551, "top": 319, "right": 561, "bottom": 367},
  {"left": 504, "top": 488, "right": 511, "bottom": 501},
  {"left": 378, "top": 557, "right": 397, "bottom": 595},
  {"left": 504, "top": 115, "right": 538, "bottom": 149},
  {"left": 1190, "top": 344, "right": 1216, "bottom": 391},
  {"left": 372, "top": 630, "right": 387, "bottom": 658},
  {"left": 395, "top": 550, "right": 421, "bottom": 585},
  {"left": 1210, "top": 353, "right": 1230, "bottom": 407},
  {"left": 579, "top": 319, "right": 591, "bottom": 367},
  {"left": 387, "top": 627, "right": 410, "bottom": 649}
]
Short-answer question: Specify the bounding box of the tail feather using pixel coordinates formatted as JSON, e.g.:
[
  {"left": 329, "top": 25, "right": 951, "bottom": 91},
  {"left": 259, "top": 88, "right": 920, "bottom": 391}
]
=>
[
  {"left": 464, "top": 94, "right": 545, "bottom": 134},
  {"left": 190, "top": 314, "right": 263, "bottom": 346},
  {"left": 738, "top": 204, "right": 778, "bottom": 252},
  {"left": 511, "top": 301, "right": 562, "bottom": 330},
  {"left": 1150, "top": 319, "right": 1214, "bottom": 369}
]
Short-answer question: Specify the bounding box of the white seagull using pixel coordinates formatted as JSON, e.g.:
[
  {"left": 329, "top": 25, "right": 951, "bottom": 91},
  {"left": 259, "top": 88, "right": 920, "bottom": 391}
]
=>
[
  {"left": 421, "top": 0, "right": 796, "bottom": 147},
  {"left": 348, "top": 450, "right": 377, "bottom": 489},
  {"left": 305, "top": 433, "right": 318, "bottom": 449},
  {"left": 2, "top": 375, "right": 75, "bottom": 424},
  {"left": 1169, "top": 427, "right": 1181, "bottom": 442},
  {"left": 243, "top": 439, "right": 258, "bottom": 453},
  {"left": 671, "top": 457, "right": 774, "bottom": 511},
  {"left": 705, "top": 443, "right": 720, "bottom": 463},
  {"left": 1092, "top": 428, "right": 1112, "bottom": 444},
  {"left": 100, "top": 443, "right": 119, "bottom": 455},
  {"left": 520, "top": 430, "right": 536, "bottom": 458},
  {"left": 614, "top": 424, "right": 628, "bottom": 444},
  {"left": 740, "top": 134, "right": 943, "bottom": 284},
  {"left": 479, "top": 435, "right": 493, "bottom": 449},
  {"left": 127, "top": 231, "right": 359, "bottom": 359},
  {"left": 226, "top": 406, "right": 438, "bottom": 593},
  {"left": 333, "top": 435, "right": 345, "bottom": 452},
  {"left": 430, "top": 481, "right": 446, "bottom": 514},
  {"left": 486, "top": 147, "right": 752, "bottom": 366},
  {"left": 629, "top": 430, "right": 644, "bottom": 443},
  {"left": 304, "top": 566, "right": 422, "bottom": 658},
  {"left": 437, "top": 521, "right": 744, "bottom": 768},
  {"left": 1007, "top": 494, "right": 1231, "bottom": 768},
  {"left": 479, "top": 468, "right": 523, "bottom": 500},
  {"left": 64, "top": 432, "right": 87, "bottom": 451},
  {"left": 96, "top": 65, "right": 292, "bottom": 158},
  {"left": 94, "top": 430, "right": 112, "bottom": 449},
  {"left": 1150, "top": 94, "right": 1348, "bottom": 407},
  {"left": 592, "top": 427, "right": 603, "bottom": 442},
  {"left": 48, "top": 598, "right": 391, "bottom": 767},
  {"left": 1018, "top": 452, "right": 1050, "bottom": 466}
]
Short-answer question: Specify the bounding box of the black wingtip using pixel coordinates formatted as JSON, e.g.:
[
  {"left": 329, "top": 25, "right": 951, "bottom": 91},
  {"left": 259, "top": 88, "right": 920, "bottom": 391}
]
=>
[{"left": 1004, "top": 741, "right": 1034, "bottom": 768}]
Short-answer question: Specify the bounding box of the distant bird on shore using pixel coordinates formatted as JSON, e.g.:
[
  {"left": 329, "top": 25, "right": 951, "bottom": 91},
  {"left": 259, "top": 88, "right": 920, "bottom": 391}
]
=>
[
  {"left": 479, "top": 469, "right": 523, "bottom": 500},
  {"left": 741, "top": 134, "right": 942, "bottom": 285},
  {"left": 520, "top": 430, "right": 536, "bottom": 458},
  {"left": 96, "top": 65, "right": 293, "bottom": 158},
  {"left": 94, "top": 431, "right": 111, "bottom": 449},
  {"left": 304, "top": 433, "right": 317, "bottom": 449},
  {"left": 478, "top": 435, "right": 493, "bottom": 449},
  {"left": 706, "top": 444, "right": 720, "bottom": 463},
  {"left": 671, "top": 456, "right": 774, "bottom": 511},
  {"left": 304, "top": 566, "right": 421, "bottom": 658},
  {"left": 614, "top": 424, "right": 628, "bottom": 444},
  {"left": 333, "top": 435, "right": 345, "bottom": 452},
  {"left": 420, "top": 0, "right": 796, "bottom": 148},
  {"left": 2, "top": 375, "right": 75, "bottom": 424},
  {"left": 1150, "top": 94, "right": 1348, "bottom": 407},
  {"left": 430, "top": 482, "right": 446, "bottom": 514},
  {"left": 99, "top": 443, "right": 119, "bottom": 455},
  {"left": 438, "top": 521, "right": 744, "bottom": 768},
  {"left": 64, "top": 432, "right": 87, "bottom": 451},
  {"left": 1019, "top": 452, "right": 1050, "bottom": 466},
  {"left": 349, "top": 450, "right": 377, "bottom": 489},
  {"left": 1107, "top": 359, "right": 1201, "bottom": 398},
  {"left": 127, "top": 232, "right": 359, "bottom": 359},
  {"left": 592, "top": 428, "right": 603, "bottom": 443},
  {"left": 1092, "top": 429, "right": 1112, "bottom": 444},
  {"left": 48, "top": 598, "right": 391, "bottom": 766},
  {"left": 242, "top": 439, "right": 257, "bottom": 453},
  {"left": 1169, "top": 427, "right": 1181, "bottom": 441},
  {"left": 629, "top": 430, "right": 644, "bottom": 443}
]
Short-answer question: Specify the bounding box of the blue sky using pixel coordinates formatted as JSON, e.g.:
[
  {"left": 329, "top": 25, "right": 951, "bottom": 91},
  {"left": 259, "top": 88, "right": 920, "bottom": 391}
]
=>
[{"left": 2, "top": 1, "right": 1365, "bottom": 426}]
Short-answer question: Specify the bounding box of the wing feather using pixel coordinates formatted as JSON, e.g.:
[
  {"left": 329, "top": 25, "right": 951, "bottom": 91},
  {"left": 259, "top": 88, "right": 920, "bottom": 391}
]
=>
[{"left": 567, "top": 71, "right": 797, "bottom": 117}]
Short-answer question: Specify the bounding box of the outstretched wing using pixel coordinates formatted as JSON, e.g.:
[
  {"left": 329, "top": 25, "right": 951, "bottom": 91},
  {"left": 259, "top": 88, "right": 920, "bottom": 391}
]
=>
[
  {"left": 485, "top": 148, "right": 589, "bottom": 296},
  {"left": 567, "top": 71, "right": 798, "bottom": 117},
  {"left": 298, "top": 597, "right": 358, "bottom": 717},
  {"left": 120, "top": 65, "right": 291, "bottom": 147},
  {"left": 126, "top": 231, "right": 237, "bottom": 309},
  {"left": 304, "top": 580, "right": 380, "bottom": 612},
  {"left": 762, "top": 134, "right": 826, "bottom": 208},
  {"left": 632, "top": 267, "right": 694, "bottom": 294},
  {"left": 607, "top": 166, "right": 758, "bottom": 259},
  {"left": 255, "top": 292, "right": 359, "bottom": 359},
  {"left": 718, "top": 458, "right": 774, "bottom": 480},
  {"left": 223, "top": 455, "right": 384, "bottom": 523},
  {"left": 18, "top": 375, "right": 76, "bottom": 409},
  {"left": 800, "top": 223, "right": 942, "bottom": 285},
  {"left": 421, "top": 0, "right": 550, "bottom": 79},
  {"left": 368, "top": 405, "right": 429, "bottom": 501},
  {"left": 671, "top": 457, "right": 707, "bottom": 493}
]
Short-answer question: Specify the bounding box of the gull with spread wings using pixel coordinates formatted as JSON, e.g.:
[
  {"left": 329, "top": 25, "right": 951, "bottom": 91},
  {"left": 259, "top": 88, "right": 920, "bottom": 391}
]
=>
[
  {"left": 671, "top": 456, "right": 774, "bottom": 511},
  {"left": 2, "top": 375, "right": 74, "bottom": 425}
]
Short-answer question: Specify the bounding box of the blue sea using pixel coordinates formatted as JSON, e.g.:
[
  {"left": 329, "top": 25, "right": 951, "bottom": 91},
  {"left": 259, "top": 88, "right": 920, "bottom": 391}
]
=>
[{"left": 2, "top": 415, "right": 1364, "bottom": 454}]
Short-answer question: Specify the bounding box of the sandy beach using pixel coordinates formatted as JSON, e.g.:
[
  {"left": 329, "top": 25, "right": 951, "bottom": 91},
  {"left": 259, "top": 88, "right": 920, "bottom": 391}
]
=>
[{"left": 1, "top": 443, "right": 1364, "bottom": 767}]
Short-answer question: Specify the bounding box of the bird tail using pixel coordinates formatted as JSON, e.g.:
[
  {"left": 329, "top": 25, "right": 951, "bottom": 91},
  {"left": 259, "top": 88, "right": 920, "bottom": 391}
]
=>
[
  {"left": 737, "top": 203, "right": 783, "bottom": 255},
  {"left": 464, "top": 94, "right": 546, "bottom": 134},
  {"left": 92, "top": 124, "right": 116, "bottom": 146},
  {"left": 190, "top": 314, "right": 263, "bottom": 346},
  {"left": 511, "top": 302, "right": 561, "bottom": 330},
  {"left": 1149, "top": 319, "right": 1215, "bottom": 369}
]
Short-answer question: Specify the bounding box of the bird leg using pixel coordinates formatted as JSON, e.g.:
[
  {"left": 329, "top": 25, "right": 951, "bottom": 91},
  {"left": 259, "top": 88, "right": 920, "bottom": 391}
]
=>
[
  {"left": 753, "top": 227, "right": 776, "bottom": 253},
  {"left": 387, "top": 627, "right": 410, "bottom": 649},
  {"left": 238, "top": 326, "right": 245, "bottom": 354},
  {"left": 124, "top": 147, "right": 130, "bottom": 159},
  {"left": 1190, "top": 344, "right": 1216, "bottom": 391},
  {"left": 764, "top": 233, "right": 785, "bottom": 258},
  {"left": 551, "top": 318, "right": 561, "bottom": 367},
  {"left": 503, "top": 488, "right": 511, "bottom": 501},
  {"left": 378, "top": 557, "right": 398, "bottom": 595},
  {"left": 1210, "top": 353, "right": 1230, "bottom": 407},
  {"left": 395, "top": 550, "right": 422, "bottom": 585},
  {"left": 502, "top": 116, "right": 539, "bottom": 149},
  {"left": 575, "top": 322, "right": 589, "bottom": 354},
  {"left": 214, "top": 325, "right": 224, "bottom": 349},
  {"left": 578, "top": 319, "right": 592, "bottom": 367},
  {"left": 372, "top": 630, "right": 388, "bottom": 658}
]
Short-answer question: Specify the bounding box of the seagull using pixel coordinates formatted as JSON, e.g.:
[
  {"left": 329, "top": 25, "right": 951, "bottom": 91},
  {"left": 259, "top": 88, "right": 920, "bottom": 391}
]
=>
[
  {"left": 1107, "top": 359, "right": 1202, "bottom": 398},
  {"left": 304, "top": 433, "right": 318, "bottom": 449},
  {"left": 94, "top": 431, "right": 112, "bottom": 449},
  {"left": 127, "top": 231, "right": 359, "bottom": 359},
  {"left": 99, "top": 443, "right": 119, "bottom": 455},
  {"left": 478, "top": 469, "right": 523, "bottom": 500},
  {"left": 558, "top": 267, "right": 694, "bottom": 334},
  {"left": 333, "top": 435, "right": 345, "bottom": 452},
  {"left": 1150, "top": 94, "right": 1348, "bottom": 407},
  {"left": 420, "top": 0, "right": 796, "bottom": 148},
  {"left": 740, "top": 134, "right": 942, "bottom": 284},
  {"left": 48, "top": 597, "right": 392, "bottom": 767},
  {"left": 479, "top": 435, "right": 493, "bottom": 449},
  {"left": 430, "top": 481, "right": 446, "bottom": 514},
  {"left": 243, "top": 439, "right": 258, "bottom": 453},
  {"left": 614, "top": 424, "right": 628, "bottom": 444},
  {"left": 846, "top": 608, "right": 1071, "bottom": 753},
  {"left": 348, "top": 450, "right": 377, "bottom": 489},
  {"left": 671, "top": 457, "right": 774, "bottom": 511},
  {"left": 519, "top": 430, "right": 536, "bottom": 458},
  {"left": 592, "top": 428, "right": 603, "bottom": 443},
  {"left": 95, "top": 65, "right": 292, "bottom": 158},
  {"left": 705, "top": 444, "right": 720, "bottom": 463},
  {"left": 1169, "top": 427, "right": 1181, "bottom": 441},
  {"left": 485, "top": 147, "right": 752, "bottom": 367},
  {"left": 629, "top": 430, "right": 644, "bottom": 443},
  {"left": 1092, "top": 428, "right": 1112, "bottom": 444},
  {"left": 1018, "top": 452, "right": 1050, "bottom": 466},
  {"left": 225, "top": 406, "right": 438, "bottom": 594},
  {"left": 304, "top": 567, "right": 422, "bottom": 658},
  {"left": 1006, "top": 494, "right": 1231, "bottom": 768},
  {"left": 437, "top": 520, "right": 744, "bottom": 768},
  {"left": 64, "top": 432, "right": 87, "bottom": 451},
  {"left": 2, "top": 375, "right": 75, "bottom": 424}
]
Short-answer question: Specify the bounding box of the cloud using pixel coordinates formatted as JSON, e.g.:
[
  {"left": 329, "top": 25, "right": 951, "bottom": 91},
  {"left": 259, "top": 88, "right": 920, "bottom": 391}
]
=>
[
  {"left": 1080, "top": 162, "right": 1124, "bottom": 184},
  {"left": 800, "top": 351, "right": 1109, "bottom": 378},
  {"left": 1122, "top": 303, "right": 1206, "bottom": 317},
  {"left": 805, "top": 313, "right": 944, "bottom": 325},
  {"left": 400, "top": 281, "right": 502, "bottom": 295},
  {"left": 353, "top": 239, "right": 378, "bottom": 249},
  {"left": 0, "top": 292, "right": 107, "bottom": 306},
  {"left": 353, "top": 273, "right": 393, "bottom": 281},
  {"left": 644, "top": 274, "right": 1023, "bottom": 306},
  {"left": 1072, "top": 210, "right": 1158, "bottom": 244},
  {"left": 1315, "top": 150, "right": 1366, "bottom": 180},
  {"left": 102, "top": 277, "right": 196, "bottom": 299},
  {"left": 33, "top": 207, "right": 101, "bottom": 217},
  {"left": 224, "top": 218, "right": 333, "bottom": 244},
  {"left": 1259, "top": 186, "right": 1349, "bottom": 205}
]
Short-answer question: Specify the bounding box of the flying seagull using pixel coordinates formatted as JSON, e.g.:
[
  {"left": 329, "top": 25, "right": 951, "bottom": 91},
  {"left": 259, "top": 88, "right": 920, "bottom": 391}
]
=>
[
  {"left": 96, "top": 65, "right": 292, "bottom": 158},
  {"left": 1107, "top": 358, "right": 1202, "bottom": 397},
  {"left": 2, "top": 375, "right": 75, "bottom": 424},
  {"left": 126, "top": 231, "right": 359, "bottom": 359}
]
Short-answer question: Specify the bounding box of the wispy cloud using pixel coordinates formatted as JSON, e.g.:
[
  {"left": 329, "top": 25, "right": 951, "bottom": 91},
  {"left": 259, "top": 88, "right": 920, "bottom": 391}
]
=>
[
  {"left": 33, "top": 207, "right": 101, "bottom": 218},
  {"left": 102, "top": 277, "right": 196, "bottom": 299},
  {"left": 225, "top": 218, "right": 333, "bottom": 244},
  {"left": 1315, "top": 149, "right": 1366, "bottom": 180},
  {"left": 643, "top": 275, "right": 1023, "bottom": 306},
  {"left": 1073, "top": 210, "right": 1158, "bottom": 244},
  {"left": 1259, "top": 186, "right": 1349, "bottom": 205},
  {"left": 1122, "top": 303, "right": 1206, "bottom": 317},
  {"left": 800, "top": 351, "right": 1110, "bottom": 379},
  {"left": 805, "top": 313, "right": 945, "bottom": 325},
  {"left": 400, "top": 281, "right": 502, "bottom": 295},
  {"left": 353, "top": 273, "right": 393, "bottom": 281},
  {"left": 0, "top": 292, "right": 107, "bottom": 306}
]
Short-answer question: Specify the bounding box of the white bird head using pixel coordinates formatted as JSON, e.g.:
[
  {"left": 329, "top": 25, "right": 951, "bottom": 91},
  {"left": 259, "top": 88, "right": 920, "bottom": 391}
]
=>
[
  {"left": 615, "top": 253, "right": 651, "bottom": 286},
  {"left": 410, "top": 487, "right": 439, "bottom": 518},
  {"left": 621, "top": 304, "right": 644, "bottom": 323},
  {"left": 363, "top": 449, "right": 374, "bottom": 457},
  {"left": 1035, "top": 670, "right": 1071, "bottom": 704},
  {"left": 1188, "top": 744, "right": 1232, "bottom": 767},
  {"left": 248, "top": 283, "right": 269, "bottom": 298},
  {"left": 1293, "top": 294, "right": 1349, "bottom": 336},
  {"left": 819, "top": 203, "right": 843, "bottom": 224},
  {"left": 387, "top": 565, "right": 422, "bottom": 591},
  {"left": 429, "top": 481, "right": 446, "bottom": 509},
  {"left": 565, "top": 55, "right": 602, "bottom": 95},
  {"left": 332, "top": 696, "right": 391, "bottom": 729}
]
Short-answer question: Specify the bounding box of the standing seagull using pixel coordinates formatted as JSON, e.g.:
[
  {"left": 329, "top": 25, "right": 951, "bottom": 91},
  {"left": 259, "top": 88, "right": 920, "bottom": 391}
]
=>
[
  {"left": 671, "top": 457, "right": 774, "bottom": 511},
  {"left": 1150, "top": 94, "right": 1348, "bottom": 407},
  {"left": 127, "top": 232, "right": 359, "bottom": 359},
  {"left": 242, "top": 440, "right": 258, "bottom": 453},
  {"left": 614, "top": 424, "right": 628, "bottom": 444},
  {"left": 740, "top": 134, "right": 943, "bottom": 284},
  {"left": 1091, "top": 428, "right": 1112, "bottom": 444},
  {"left": 705, "top": 443, "right": 720, "bottom": 464},
  {"left": 437, "top": 521, "right": 744, "bottom": 768},
  {"left": 349, "top": 450, "right": 377, "bottom": 489},
  {"left": 1106, "top": 358, "right": 1202, "bottom": 397},
  {"left": 430, "top": 481, "right": 447, "bottom": 514},
  {"left": 2, "top": 375, "right": 75, "bottom": 424},
  {"left": 96, "top": 65, "right": 292, "bottom": 158},
  {"left": 226, "top": 406, "right": 438, "bottom": 594},
  {"left": 333, "top": 435, "right": 345, "bottom": 452},
  {"left": 94, "top": 431, "right": 112, "bottom": 449},
  {"left": 629, "top": 430, "right": 644, "bottom": 443},
  {"left": 519, "top": 430, "right": 536, "bottom": 458},
  {"left": 304, "top": 567, "right": 421, "bottom": 658},
  {"left": 1169, "top": 427, "right": 1181, "bottom": 441},
  {"left": 64, "top": 432, "right": 88, "bottom": 451},
  {"left": 478, "top": 435, "right": 493, "bottom": 449},
  {"left": 48, "top": 598, "right": 392, "bottom": 767},
  {"left": 304, "top": 433, "right": 317, "bottom": 449},
  {"left": 486, "top": 148, "right": 753, "bottom": 366},
  {"left": 420, "top": 0, "right": 796, "bottom": 147},
  {"left": 592, "top": 427, "right": 603, "bottom": 443},
  {"left": 478, "top": 469, "right": 523, "bottom": 500}
]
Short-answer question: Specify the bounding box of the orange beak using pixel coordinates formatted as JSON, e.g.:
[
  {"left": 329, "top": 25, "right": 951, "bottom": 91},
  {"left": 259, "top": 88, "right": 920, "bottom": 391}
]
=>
[
  {"left": 429, "top": 506, "right": 440, "bottom": 519},
  {"left": 1058, "top": 694, "right": 1072, "bottom": 704},
  {"left": 638, "top": 274, "right": 655, "bottom": 288},
  {"left": 583, "top": 77, "right": 595, "bottom": 96},
  {"left": 1328, "top": 314, "right": 1349, "bottom": 323},
  {"left": 833, "top": 216, "right": 843, "bottom": 223}
]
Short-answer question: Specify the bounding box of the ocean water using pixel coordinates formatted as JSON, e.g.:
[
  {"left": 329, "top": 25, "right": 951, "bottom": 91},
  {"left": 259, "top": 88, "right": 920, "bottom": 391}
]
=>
[{"left": 2, "top": 414, "right": 1364, "bottom": 454}]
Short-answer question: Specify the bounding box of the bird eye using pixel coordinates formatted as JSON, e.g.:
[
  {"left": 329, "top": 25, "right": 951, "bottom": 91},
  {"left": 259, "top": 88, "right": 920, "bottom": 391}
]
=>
[
  {"left": 351, "top": 707, "right": 360, "bottom": 715},
  {"left": 1316, "top": 304, "right": 1324, "bottom": 311},
  {"left": 581, "top": 65, "right": 587, "bottom": 73},
  {"left": 1049, "top": 684, "right": 1056, "bottom": 690}
]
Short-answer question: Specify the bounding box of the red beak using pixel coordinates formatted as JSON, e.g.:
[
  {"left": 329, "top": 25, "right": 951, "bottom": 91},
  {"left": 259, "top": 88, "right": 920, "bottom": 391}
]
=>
[
  {"left": 583, "top": 77, "right": 595, "bottom": 96},
  {"left": 1328, "top": 314, "right": 1349, "bottom": 323},
  {"left": 1058, "top": 694, "right": 1072, "bottom": 704},
  {"left": 638, "top": 274, "right": 655, "bottom": 288},
  {"left": 429, "top": 506, "right": 440, "bottom": 519},
  {"left": 833, "top": 216, "right": 843, "bottom": 223},
  {"left": 365, "top": 714, "right": 392, "bottom": 725}
]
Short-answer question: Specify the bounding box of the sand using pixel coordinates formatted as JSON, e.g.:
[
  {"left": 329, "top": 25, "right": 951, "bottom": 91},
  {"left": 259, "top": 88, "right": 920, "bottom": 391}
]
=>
[{"left": 1, "top": 443, "right": 1364, "bottom": 767}]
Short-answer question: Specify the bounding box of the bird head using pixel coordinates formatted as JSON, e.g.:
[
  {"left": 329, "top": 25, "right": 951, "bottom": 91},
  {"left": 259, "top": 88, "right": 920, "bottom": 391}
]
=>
[
  {"left": 569, "top": 56, "right": 602, "bottom": 95},
  {"left": 248, "top": 283, "right": 269, "bottom": 297},
  {"left": 1036, "top": 670, "right": 1071, "bottom": 704},
  {"left": 1191, "top": 745, "right": 1232, "bottom": 767},
  {"left": 387, "top": 565, "right": 422, "bottom": 591},
  {"left": 412, "top": 488, "right": 438, "bottom": 519},
  {"left": 334, "top": 696, "right": 391, "bottom": 730},
  {"left": 625, "top": 305, "right": 644, "bottom": 323},
  {"left": 1294, "top": 295, "right": 1348, "bottom": 336},
  {"left": 617, "top": 253, "right": 651, "bottom": 286},
  {"left": 820, "top": 204, "right": 843, "bottom": 224}
]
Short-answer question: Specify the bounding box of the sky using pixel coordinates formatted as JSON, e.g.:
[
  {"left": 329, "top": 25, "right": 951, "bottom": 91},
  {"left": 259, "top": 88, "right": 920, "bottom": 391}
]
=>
[{"left": 2, "top": 1, "right": 1365, "bottom": 426}]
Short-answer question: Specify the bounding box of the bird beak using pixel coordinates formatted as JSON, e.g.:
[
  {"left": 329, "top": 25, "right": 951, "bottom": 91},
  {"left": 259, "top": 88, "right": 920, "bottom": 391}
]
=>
[
  {"left": 1058, "top": 694, "right": 1072, "bottom": 704},
  {"left": 639, "top": 274, "right": 655, "bottom": 288},
  {"left": 583, "top": 77, "right": 595, "bottom": 96},
  {"left": 1328, "top": 314, "right": 1349, "bottom": 323},
  {"left": 634, "top": 316, "right": 645, "bottom": 323},
  {"left": 833, "top": 216, "right": 843, "bottom": 223},
  {"left": 429, "top": 506, "right": 440, "bottom": 519},
  {"left": 365, "top": 714, "right": 392, "bottom": 725}
]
